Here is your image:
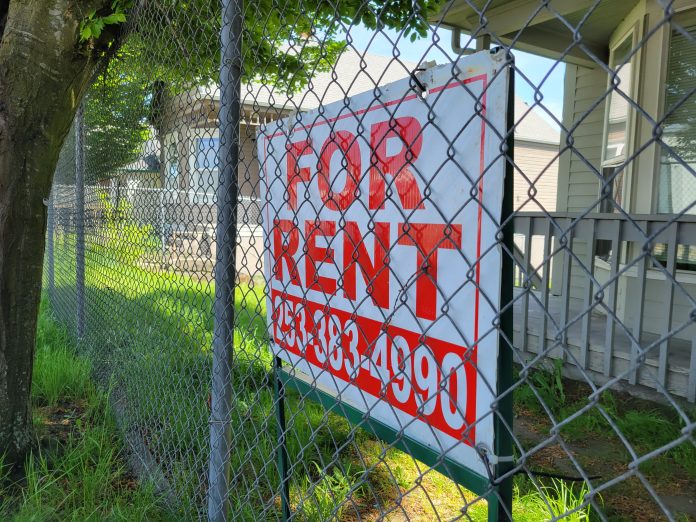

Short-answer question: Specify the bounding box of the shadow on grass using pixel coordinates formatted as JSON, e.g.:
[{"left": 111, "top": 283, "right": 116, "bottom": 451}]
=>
[{"left": 46, "top": 244, "right": 609, "bottom": 521}]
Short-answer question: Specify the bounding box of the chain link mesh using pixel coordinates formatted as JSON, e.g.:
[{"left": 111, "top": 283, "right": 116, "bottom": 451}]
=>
[{"left": 44, "top": 0, "right": 696, "bottom": 520}]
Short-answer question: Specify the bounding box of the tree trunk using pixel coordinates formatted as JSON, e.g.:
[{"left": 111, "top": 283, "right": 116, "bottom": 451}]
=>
[{"left": 0, "top": 0, "right": 110, "bottom": 465}]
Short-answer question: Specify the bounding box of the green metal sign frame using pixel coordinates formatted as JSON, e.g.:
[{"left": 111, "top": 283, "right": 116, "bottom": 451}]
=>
[{"left": 272, "top": 59, "right": 515, "bottom": 522}]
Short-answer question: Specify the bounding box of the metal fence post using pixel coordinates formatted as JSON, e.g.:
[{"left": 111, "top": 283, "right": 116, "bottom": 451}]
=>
[
  {"left": 207, "top": 0, "right": 242, "bottom": 519},
  {"left": 274, "top": 357, "right": 291, "bottom": 520},
  {"left": 491, "top": 59, "right": 515, "bottom": 522},
  {"left": 159, "top": 188, "right": 167, "bottom": 266},
  {"left": 75, "top": 103, "right": 86, "bottom": 341},
  {"left": 47, "top": 188, "right": 55, "bottom": 306}
]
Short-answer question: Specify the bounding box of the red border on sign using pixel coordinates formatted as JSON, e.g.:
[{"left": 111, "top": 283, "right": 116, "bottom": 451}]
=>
[{"left": 260, "top": 73, "right": 489, "bottom": 445}]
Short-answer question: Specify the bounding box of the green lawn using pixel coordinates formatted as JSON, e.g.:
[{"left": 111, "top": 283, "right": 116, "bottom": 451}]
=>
[
  {"left": 42, "top": 228, "right": 696, "bottom": 520},
  {"left": 0, "top": 301, "right": 171, "bottom": 521}
]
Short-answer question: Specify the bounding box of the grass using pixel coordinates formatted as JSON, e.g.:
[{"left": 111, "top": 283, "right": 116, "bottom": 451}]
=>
[
  {"left": 0, "top": 300, "right": 170, "bottom": 521},
  {"left": 517, "top": 362, "right": 696, "bottom": 474},
  {"left": 32, "top": 310, "right": 92, "bottom": 407},
  {"left": 514, "top": 479, "right": 593, "bottom": 521},
  {"left": 44, "top": 228, "right": 696, "bottom": 520}
]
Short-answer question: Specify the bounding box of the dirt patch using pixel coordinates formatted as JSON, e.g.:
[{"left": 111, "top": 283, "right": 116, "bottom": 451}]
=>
[
  {"left": 514, "top": 379, "right": 696, "bottom": 521},
  {"left": 35, "top": 400, "right": 88, "bottom": 446}
]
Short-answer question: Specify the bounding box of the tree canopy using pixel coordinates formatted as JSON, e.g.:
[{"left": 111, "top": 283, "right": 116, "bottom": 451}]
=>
[
  {"left": 85, "top": 53, "right": 152, "bottom": 181},
  {"left": 79, "top": 0, "right": 444, "bottom": 179}
]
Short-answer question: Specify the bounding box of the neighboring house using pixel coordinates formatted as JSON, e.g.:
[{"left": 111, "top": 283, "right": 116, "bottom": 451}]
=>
[
  {"left": 512, "top": 98, "right": 560, "bottom": 276},
  {"left": 121, "top": 150, "right": 161, "bottom": 188},
  {"left": 154, "top": 50, "right": 425, "bottom": 207},
  {"left": 432, "top": 0, "right": 696, "bottom": 401},
  {"left": 146, "top": 48, "right": 561, "bottom": 280},
  {"left": 513, "top": 97, "right": 560, "bottom": 213},
  {"left": 157, "top": 48, "right": 560, "bottom": 208},
  {"left": 147, "top": 50, "right": 428, "bottom": 276}
]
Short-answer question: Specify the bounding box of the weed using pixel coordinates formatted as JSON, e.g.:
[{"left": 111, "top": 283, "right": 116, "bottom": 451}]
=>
[
  {"left": 616, "top": 407, "right": 696, "bottom": 480},
  {"left": 33, "top": 345, "right": 92, "bottom": 408},
  {"left": 558, "top": 391, "right": 617, "bottom": 442},
  {"left": 517, "top": 359, "right": 566, "bottom": 415},
  {"left": 298, "top": 462, "right": 355, "bottom": 521},
  {"left": 33, "top": 302, "right": 92, "bottom": 407},
  {"left": 617, "top": 409, "right": 676, "bottom": 447},
  {"left": 392, "top": 464, "right": 410, "bottom": 489},
  {"left": 514, "top": 479, "right": 594, "bottom": 522},
  {"left": 0, "top": 454, "right": 10, "bottom": 514},
  {"left": 0, "top": 307, "right": 170, "bottom": 521}
]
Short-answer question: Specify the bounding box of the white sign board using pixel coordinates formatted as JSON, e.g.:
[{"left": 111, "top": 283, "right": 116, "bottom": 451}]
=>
[{"left": 258, "top": 50, "right": 509, "bottom": 477}]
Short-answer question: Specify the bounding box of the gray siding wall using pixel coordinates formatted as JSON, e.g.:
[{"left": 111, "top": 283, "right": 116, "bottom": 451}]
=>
[
  {"left": 559, "top": 65, "right": 606, "bottom": 213},
  {"left": 558, "top": 63, "right": 694, "bottom": 342},
  {"left": 557, "top": 64, "right": 607, "bottom": 305}
]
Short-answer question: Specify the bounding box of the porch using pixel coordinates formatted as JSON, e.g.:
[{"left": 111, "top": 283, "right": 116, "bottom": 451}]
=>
[{"left": 513, "top": 212, "right": 696, "bottom": 402}]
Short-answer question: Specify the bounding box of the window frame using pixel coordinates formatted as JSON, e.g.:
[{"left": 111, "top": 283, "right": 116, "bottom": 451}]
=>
[
  {"left": 654, "top": 7, "right": 696, "bottom": 215},
  {"left": 599, "top": 22, "right": 643, "bottom": 214}
]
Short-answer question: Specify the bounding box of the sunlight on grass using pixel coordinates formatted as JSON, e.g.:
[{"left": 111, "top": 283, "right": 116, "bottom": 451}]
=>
[
  {"left": 514, "top": 480, "right": 593, "bottom": 522},
  {"left": 46, "top": 236, "right": 603, "bottom": 520}
]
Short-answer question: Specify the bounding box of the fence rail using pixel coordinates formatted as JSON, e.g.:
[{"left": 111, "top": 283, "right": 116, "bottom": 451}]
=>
[{"left": 514, "top": 212, "right": 696, "bottom": 402}]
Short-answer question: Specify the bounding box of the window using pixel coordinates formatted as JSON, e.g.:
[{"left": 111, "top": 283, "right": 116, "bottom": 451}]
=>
[
  {"left": 653, "top": 242, "right": 696, "bottom": 270},
  {"left": 165, "top": 141, "right": 179, "bottom": 190},
  {"left": 189, "top": 136, "right": 219, "bottom": 204},
  {"left": 600, "top": 34, "right": 635, "bottom": 214},
  {"left": 657, "top": 23, "right": 696, "bottom": 215},
  {"left": 597, "top": 33, "right": 636, "bottom": 258}
]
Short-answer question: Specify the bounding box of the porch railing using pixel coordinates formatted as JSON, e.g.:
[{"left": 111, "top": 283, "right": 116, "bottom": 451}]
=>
[{"left": 514, "top": 212, "right": 696, "bottom": 402}]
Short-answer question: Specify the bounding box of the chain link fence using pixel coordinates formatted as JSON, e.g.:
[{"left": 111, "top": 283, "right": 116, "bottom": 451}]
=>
[{"left": 44, "top": 0, "right": 696, "bottom": 520}]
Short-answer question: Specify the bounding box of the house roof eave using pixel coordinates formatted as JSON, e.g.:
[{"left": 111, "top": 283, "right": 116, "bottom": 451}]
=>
[{"left": 429, "top": 0, "right": 638, "bottom": 66}]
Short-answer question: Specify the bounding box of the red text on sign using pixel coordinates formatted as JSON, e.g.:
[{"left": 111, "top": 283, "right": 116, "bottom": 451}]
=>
[
  {"left": 271, "top": 290, "right": 477, "bottom": 443},
  {"left": 285, "top": 117, "right": 425, "bottom": 211},
  {"left": 271, "top": 219, "right": 463, "bottom": 320}
]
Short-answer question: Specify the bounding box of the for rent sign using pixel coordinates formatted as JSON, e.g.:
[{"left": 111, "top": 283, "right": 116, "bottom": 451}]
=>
[{"left": 258, "top": 51, "right": 510, "bottom": 476}]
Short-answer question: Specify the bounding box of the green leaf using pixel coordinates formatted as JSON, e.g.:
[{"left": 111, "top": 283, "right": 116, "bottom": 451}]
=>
[
  {"left": 103, "top": 12, "right": 127, "bottom": 25},
  {"left": 92, "top": 19, "right": 105, "bottom": 38}
]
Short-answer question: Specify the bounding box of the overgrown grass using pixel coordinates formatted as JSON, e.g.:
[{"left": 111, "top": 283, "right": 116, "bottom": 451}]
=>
[
  {"left": 514, "top": 361, "right": 696, "bottom": 520},
  {"left": 0, "top": 302, "right": 170, "bottom": 521},
  {"left": 50, "top": 231, "right": 696, "bottom": 519},
  {"left": 32, "top": 309, "right": 92, "bottom": 407},
  {"left": 516, "top": 361, "right": 696, "bottom": 481}
]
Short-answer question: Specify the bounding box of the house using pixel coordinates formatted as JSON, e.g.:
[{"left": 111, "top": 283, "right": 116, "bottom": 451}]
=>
[
  {"left": 512, "top": 98, "right": 560, "bottom": 272},
  {"left": 137, "top": 50, "right": 427, "bottom": 275},
  {"left": 431, "top": 0, "right": 696, "bottom": 401},
  {"left": 142, "top": 48, "right": 560, "bottom": 281},
  {"left": 513, "top": 97, "right": 560, "bottom": 214}
]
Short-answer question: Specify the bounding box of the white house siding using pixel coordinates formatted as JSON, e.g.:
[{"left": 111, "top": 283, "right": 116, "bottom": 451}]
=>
[
  {"left": 514, "top": 140, "right": 559, "bottom": 213},
  {"left": 514, "top": 139, "right": 560, "bottom": 275}
]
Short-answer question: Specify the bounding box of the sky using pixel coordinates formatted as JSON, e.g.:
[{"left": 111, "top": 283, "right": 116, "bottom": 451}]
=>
[{"left": 344, "top": 24, "right": 565, "bottom": 128}]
